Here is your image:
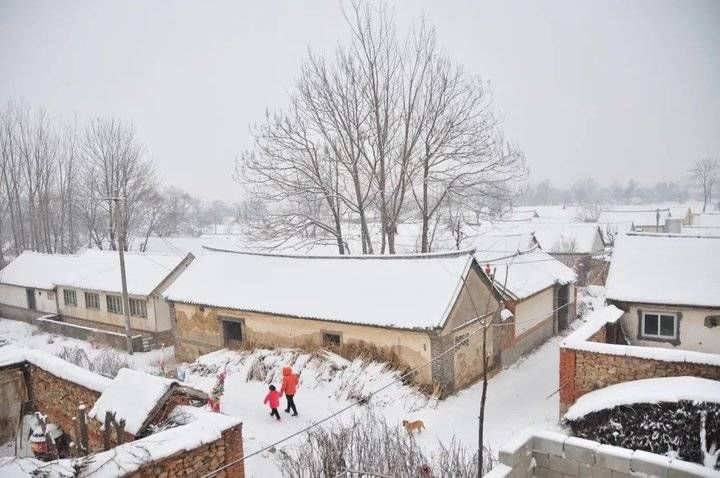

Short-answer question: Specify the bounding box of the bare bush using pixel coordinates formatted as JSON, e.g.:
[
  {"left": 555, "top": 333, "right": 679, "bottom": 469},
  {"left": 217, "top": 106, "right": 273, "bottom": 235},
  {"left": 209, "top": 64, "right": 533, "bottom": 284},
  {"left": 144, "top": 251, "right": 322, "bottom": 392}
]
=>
[
  {"left": 275, "top": 410, "right": 494, "bottom": 477},
  {"left": 55, "top": 346, "right": 130, "bottom": 378},
  {"left": 57, "top": 346, "right": 91, "bottom": 370}
]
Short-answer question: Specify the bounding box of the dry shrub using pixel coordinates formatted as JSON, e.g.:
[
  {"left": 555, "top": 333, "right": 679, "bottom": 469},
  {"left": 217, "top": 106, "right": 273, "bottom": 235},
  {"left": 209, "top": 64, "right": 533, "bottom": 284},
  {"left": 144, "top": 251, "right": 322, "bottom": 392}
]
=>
[
  {"left": 55, "top": 346, "right": 130, "bottom": 378},
  {"left": 246, "top": 353, "right": 271, "bottom": 382},
  {"left": 275, "top": 410, "right": 494, "bottom": 477},
  {"left": 57, "top": 346, "right": 91, "bottom": 369}
]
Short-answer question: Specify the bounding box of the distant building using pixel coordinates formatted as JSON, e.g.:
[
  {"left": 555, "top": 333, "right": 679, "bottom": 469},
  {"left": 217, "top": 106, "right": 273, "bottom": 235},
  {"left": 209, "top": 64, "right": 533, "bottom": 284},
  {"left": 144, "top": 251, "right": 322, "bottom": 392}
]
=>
[{"left": 605, "top": 233, "right": 720, "bottom": 353}]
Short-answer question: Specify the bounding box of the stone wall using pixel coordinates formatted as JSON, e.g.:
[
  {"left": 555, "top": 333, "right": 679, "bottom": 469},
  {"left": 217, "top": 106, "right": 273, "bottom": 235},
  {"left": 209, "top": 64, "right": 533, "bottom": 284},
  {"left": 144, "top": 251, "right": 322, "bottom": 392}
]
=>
[
  {"left": 128, "top": 425, "right": 244, "bottom": 478},
  {"left": 560, "top": 322, "right": 720, "bottom": 414},
  {"left": 488, "top": 430, "right": 713, "bottom": 478}
]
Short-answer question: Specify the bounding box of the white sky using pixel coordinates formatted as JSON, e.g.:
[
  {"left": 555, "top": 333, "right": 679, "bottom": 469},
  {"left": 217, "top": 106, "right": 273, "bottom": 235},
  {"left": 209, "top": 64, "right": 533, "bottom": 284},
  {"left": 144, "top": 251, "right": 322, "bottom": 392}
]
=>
[{"left": 1, "top": 0, "right": 719, "bottom": 201}]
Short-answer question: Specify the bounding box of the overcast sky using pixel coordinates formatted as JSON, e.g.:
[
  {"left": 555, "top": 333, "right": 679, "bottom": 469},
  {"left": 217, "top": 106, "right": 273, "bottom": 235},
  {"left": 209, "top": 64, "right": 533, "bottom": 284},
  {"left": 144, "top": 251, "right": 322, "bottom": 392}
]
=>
[{"left": 1, "top": 0, "right": 719, "bottom": 202}]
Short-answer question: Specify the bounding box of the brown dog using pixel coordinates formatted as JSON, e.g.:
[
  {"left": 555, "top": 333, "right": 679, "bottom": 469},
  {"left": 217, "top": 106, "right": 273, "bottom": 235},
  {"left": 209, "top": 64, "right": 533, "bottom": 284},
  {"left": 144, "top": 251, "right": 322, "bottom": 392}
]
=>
[{"left": 402, "top": 419, "right": 426, "bottom": 435}]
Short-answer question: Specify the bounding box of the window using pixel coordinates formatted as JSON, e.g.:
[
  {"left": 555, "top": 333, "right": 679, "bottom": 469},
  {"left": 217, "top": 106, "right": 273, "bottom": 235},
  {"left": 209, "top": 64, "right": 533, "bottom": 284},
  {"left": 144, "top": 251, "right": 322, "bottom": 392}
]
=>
[
  {"left": 322, "top": 332, "right": 342, "bottom": 348},
  {"left": 641, "top": 312, "right": 677, "bottom": 340},
  {"left": 455, "top": 333, "right": 470, "bottom": 348},
  {"left": 84, "top": 292, "right": 100, "bottom": 310},
  {"left": 107, "top": 295, "right": 123, "bottom": 314},
  {"left": 63, "top": 289, "right": 77, "bottom": 307},
  {"left": 129, "top": 298, "right": 147, "bottom": 318}
]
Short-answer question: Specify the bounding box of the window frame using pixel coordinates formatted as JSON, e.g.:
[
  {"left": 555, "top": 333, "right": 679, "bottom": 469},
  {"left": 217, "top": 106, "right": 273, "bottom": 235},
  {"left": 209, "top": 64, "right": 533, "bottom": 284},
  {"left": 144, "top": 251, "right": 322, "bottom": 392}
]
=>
[
  {"left": 640, "top": 311, "right": 678, "bottom": 340},
  {"left": 129, "top": 298, "right": 147, "bottom": 318},
  {"left": 106, "top": 294, "right": 123, "bottom": 314},
  {"left": 84, "top": 291, "right": 100, "bottom": 310},
  {"left": 63, "top": 289, "right": 77, "bottom": 307}
]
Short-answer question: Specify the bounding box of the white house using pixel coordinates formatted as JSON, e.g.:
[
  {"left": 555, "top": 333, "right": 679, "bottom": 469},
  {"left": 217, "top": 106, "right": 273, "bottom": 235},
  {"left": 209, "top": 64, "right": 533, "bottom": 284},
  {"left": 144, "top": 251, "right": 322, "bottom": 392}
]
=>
[
  {"left": 0, "top": 249, "right": 194, "bottom": 345},
  {"left": 605, "top": 233, "right": 720, "bottom": 354}
]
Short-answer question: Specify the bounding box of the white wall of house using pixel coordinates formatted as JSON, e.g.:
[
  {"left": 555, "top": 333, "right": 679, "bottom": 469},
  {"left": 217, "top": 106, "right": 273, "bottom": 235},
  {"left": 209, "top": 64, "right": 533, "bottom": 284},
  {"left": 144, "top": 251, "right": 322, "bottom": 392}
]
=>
[
  {"left": 57, "top": 286, "right": 160, "bottom": 333},
  {"left": 0, "top": 283, "right": 57, "bottom": 314},
  {"left": 621, "top": 303, "right": 720, "bottom": 354},
  {"left": 514, "top": 287, "right": 555, "bottom": 337},
  {"left": 150, "top": 295, "right": 172, "bottom": 332}
]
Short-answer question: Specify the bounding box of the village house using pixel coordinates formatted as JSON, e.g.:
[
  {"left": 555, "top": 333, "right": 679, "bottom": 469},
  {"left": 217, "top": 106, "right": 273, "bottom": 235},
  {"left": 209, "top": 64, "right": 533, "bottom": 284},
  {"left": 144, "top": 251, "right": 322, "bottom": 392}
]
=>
[
  {"left": 0, "top": 249, "right": 194, "bottom": 348},
  {"left": 164, "top": 248, "right": 510, "bottom": 394},
  {"left": 605, "top": 233, "right": 720, "bottom": 354},
  {"left": 472, "top": 235, "right": 577, "bottom": 367}
]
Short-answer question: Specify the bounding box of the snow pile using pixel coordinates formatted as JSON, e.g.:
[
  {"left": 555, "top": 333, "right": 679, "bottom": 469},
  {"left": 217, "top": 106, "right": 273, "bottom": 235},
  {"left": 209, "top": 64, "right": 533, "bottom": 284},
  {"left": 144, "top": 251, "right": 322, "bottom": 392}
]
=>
[
  {"left": 561, "top": 304, "right": 623, "bottom": 346},
  {"left": 165, "top": 248, "right": 474, "bottom": 329},
  {"left": 88, "top": 368, "right": 186, "bottom": 435},
  {"left": 606, "top": 233, "right": 720, "bottom": 308},
  {"left": 0, "top": 343, "right": 111, "bottom": 392},
  {"left": 472, "top": 235, "right": 576, "bottom": 300},
  {"left": 564, "top": 376, "right": 720, "bottom": 420}
]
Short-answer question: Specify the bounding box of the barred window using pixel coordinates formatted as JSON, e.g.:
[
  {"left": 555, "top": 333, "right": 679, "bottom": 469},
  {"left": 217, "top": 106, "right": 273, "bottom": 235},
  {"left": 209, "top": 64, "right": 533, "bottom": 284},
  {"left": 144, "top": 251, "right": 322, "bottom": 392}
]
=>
[
  {"left": 107, "top": 295, "right": 123, "bottom": 314},
  {"left": 129, "top": 298, "right": 147, "bottom": 318},
  {"left": 63, "top": 289, "right": 77, "bottom": 307},
  {"left": 84, "top": 292, "right": 100, "bottom": 310}
]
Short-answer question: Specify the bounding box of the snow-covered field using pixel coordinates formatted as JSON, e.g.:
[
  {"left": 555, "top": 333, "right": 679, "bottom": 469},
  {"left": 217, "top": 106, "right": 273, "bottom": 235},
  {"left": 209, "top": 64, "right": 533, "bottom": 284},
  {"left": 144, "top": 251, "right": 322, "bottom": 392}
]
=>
[{"left": 0, "top": 315, "right": 571, "bottom": 476}]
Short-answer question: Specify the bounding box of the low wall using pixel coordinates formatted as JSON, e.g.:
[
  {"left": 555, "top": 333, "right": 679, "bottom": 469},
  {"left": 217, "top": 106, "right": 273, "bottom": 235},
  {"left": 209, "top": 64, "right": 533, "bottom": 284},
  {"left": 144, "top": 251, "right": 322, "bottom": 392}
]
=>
[
  {"left": 35, "top": 316, "right": 145, "bottom": 352},
  {"left": 559, "top": 307, "right": 720, "bottom": 413},
  {"left": 0, "top": 303, "right": 48, "bottom": 323},
  {"left": 129, "top": 425, "right": 244, "bottom": 478},
  {"left": 488, "top": 430, "right": 714, "bottom": 478}
]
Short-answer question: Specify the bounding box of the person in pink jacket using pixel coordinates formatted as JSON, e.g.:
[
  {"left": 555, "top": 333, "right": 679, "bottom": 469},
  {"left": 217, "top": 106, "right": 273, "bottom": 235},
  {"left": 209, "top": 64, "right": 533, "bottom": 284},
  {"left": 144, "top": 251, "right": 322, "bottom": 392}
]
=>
[{"left": 263, "top": 384, "right": 282, "bottom": 421}]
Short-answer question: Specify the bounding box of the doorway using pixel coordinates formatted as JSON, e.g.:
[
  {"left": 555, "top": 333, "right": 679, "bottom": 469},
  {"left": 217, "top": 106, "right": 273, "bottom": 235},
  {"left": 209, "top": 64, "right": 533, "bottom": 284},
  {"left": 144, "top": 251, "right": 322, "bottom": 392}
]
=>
[
  {"left": 25, "top": 289, "right": 36, "bottom": 311},
  {"left": 222, "top": 319, "right": 244, "bottom": 349},
  {"left": 557, "top": 285, "right": 569, "bottom": 330}
]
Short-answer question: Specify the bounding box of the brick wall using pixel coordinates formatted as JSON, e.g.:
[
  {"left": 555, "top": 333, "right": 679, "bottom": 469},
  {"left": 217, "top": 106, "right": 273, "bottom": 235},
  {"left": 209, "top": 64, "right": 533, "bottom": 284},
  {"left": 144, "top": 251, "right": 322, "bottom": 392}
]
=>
[{"left": 128, "top": 424, "right": 244, "bottom": 478}]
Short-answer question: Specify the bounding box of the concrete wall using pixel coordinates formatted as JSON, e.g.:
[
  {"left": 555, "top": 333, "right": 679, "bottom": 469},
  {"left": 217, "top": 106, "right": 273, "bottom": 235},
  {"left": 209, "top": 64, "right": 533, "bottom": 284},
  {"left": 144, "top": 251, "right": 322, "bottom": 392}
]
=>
[
  {"left": 489, "top": 430, "right": 713, "bottom": 478},
  {"left": 172, "top": 303, "right": 435, "bottom": 385},
  {"left": 0, "top": 283, "right": 58, "bottom": 314},
  {"left": 57, "top": 286, "right": 161, "bottom": 333},
  {"left": 617, "top": 302, "right": 720, "bottom": 354},
  {"left": 0, "top": 368, "right": 27, "bottom": 444},
  {"left": 515, "top": 288, "right": 554, "bottom": 337}
]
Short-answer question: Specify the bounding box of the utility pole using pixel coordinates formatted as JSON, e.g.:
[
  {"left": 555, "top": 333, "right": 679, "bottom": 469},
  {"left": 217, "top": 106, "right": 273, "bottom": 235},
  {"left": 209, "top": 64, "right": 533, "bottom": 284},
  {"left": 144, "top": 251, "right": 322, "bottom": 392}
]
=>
[{"left": 106, "top": 191, "right": 134, "bottom": 354}]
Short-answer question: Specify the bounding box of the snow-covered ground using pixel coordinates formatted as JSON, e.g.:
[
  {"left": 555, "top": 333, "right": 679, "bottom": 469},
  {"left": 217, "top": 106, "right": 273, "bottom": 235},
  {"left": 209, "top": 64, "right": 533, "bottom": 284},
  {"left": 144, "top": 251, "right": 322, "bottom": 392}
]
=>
[{"left": 0, "top": 314, "right": 570, "bottom": 477}]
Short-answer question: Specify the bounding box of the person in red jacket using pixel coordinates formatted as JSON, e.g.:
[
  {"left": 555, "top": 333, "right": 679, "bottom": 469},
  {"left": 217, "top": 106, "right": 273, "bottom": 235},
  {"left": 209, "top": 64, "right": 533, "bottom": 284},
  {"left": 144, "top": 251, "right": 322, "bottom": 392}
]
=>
[
  {"left": 263, "top": 385, "right": 282, "bottom": 420},
  {"left": 280, "top": 366, "right": 299, "bottom": 416}
]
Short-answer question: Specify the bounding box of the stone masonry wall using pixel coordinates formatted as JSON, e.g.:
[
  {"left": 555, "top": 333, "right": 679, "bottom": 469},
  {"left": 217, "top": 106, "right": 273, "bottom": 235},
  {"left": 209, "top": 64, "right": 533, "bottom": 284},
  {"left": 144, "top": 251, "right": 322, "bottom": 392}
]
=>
[
  {"left": 128, "top": 424, "right": 244, "bottom": 478},
  {"left": 559, "top": 324, "right": 720, "bottom": 413}
]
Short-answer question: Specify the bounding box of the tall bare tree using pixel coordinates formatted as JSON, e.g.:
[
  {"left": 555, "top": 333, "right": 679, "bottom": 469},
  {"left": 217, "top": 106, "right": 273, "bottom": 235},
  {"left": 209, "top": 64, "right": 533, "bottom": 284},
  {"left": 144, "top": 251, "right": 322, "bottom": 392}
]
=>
[
  {"left": 81, "top": 118, "right": 155, "bottom": 251},
  {"left": 689, "top": 157, "right": 719, "bottom": 212}
]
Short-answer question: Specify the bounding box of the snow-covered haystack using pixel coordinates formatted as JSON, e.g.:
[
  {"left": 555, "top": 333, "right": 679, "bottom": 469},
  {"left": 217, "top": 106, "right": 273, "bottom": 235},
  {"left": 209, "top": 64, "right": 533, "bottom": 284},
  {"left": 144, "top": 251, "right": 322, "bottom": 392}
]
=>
[
  {"left": 181, "top": 348, "right": 434, "bottom": 411},
  {"left": 564, "top": 377, "right": 720, "bottom": 470}
]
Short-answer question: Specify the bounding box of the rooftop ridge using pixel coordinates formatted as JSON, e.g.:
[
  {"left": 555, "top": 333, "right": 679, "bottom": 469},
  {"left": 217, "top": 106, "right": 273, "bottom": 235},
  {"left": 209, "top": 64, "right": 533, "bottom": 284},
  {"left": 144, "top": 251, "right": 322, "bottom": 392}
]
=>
[
  {"left": 625, "top": 232, "right": 720, "bottom": 240},
  {"left": 201, "top": 245, "right": 476, "bottom": 260}
]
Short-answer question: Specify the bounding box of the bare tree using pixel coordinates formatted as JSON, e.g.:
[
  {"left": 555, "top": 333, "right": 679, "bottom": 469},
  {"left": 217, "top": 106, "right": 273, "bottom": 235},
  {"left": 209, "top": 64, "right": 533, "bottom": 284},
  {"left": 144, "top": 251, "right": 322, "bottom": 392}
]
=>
[
  {"left": 689, "top": 157, "right": 719, "bottom": 212},
  {"left": 237, "top": 1, "right": 524, "bottom": 254},
  {"left": 81, "top": 118, "right": 156, "bottom": 251}
]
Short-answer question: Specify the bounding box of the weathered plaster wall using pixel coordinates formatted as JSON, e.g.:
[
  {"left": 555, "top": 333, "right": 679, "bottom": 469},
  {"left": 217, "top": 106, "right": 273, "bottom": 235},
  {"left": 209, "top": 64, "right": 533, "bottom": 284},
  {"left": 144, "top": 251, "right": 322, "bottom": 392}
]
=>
[
  {"left": 515, "top": 288, "right": 554, "bottom": 337},
  {"left": 619, "top": 302, "right": 720, "bottom": 354},
  {"left": 172, "top": 303, "right": 435, "bottom": 385}
]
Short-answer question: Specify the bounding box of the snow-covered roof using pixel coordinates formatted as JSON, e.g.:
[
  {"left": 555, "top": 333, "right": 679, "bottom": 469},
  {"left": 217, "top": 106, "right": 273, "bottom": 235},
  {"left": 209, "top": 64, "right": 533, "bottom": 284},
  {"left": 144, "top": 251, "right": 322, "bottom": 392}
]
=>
[
  {"left": 564, "top": 376, "right": 720, "bottom": 421},
  {"left": 0, "top": 343, "right": 111, "bottom": 392},
  {"left": 0, "top": 251, "right": 80, "bottom": 290},
  {"left": 88, "top": 368, "right": 195, "bottom": 435},
  {"left": 606, "top": 233, "right": 720, "bottom": 308},
  {"left": 597, "top": 208, "right": 673, "bottom": 228},
  {"left": 472, "top": 236, "right": 576, "bottom": 300},
  {"left": 530, "top": 222, "right": 604, "bottom": 254},
  {"left": 692, "top": 213, "right": 720, "bottom": 228},
  {"left": 164, "top": 248, "right": 476, "bottom": 329},
  {"left": 0, "top": 249, "right": 191, "bottom": 296}
]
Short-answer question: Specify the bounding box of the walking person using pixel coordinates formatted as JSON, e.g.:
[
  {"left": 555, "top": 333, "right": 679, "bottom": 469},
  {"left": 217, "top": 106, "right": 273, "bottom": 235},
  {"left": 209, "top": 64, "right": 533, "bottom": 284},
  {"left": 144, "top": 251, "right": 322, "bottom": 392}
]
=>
[
  {"left": 280, "top": 366, "right": 299, "bottom": 416},
  {"left": 263, "top": 384, "right": 282, "bottom": 421}
]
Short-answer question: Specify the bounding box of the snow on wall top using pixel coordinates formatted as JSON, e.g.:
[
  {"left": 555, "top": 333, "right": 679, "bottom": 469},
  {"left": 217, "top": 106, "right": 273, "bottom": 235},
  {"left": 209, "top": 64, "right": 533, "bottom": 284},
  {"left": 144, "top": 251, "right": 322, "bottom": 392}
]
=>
[
  {"left": 530, "top": 222, "right": 604, "bottom": 254},
  {"left": 0, "top": 251, "right": 80, "bottom": 290},
  {"left": 564, "top": 376, "right": 720, "bottom": 420},
  {"left": 88, "top": 368, "right": 180, "bottom": 435},
  {"left": 76, "top": 405, "right": 241, "bottom": 477},
  {"left": 0, "top": 343, "right": 111, "bottom": 392},
  {"left": 606, "top": 233, "right": 720, "bottom": 308},
  {"left": 471, "top": 236, "right": 576, "bottom": 300},
  {"left": 164, "top": 248, "right": 475, "bottom": 329}
]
